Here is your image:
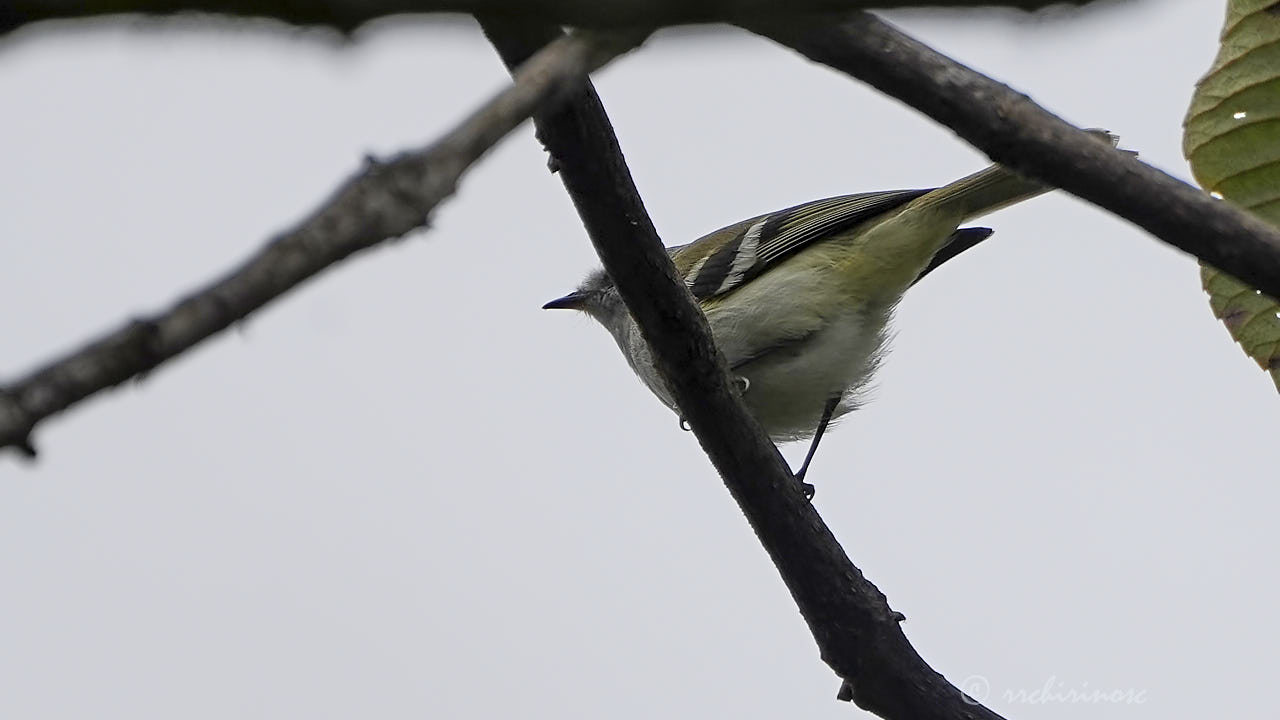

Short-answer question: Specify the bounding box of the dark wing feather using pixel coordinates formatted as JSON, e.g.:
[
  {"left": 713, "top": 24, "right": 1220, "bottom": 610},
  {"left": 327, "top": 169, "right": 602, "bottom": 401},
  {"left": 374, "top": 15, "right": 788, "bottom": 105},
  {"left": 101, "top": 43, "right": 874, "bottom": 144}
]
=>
[
  {"left": 913, "top": 227, "right": 994, "bottom": 285},
  {"left": 678, "top": 189, "right": 931, "bottom": 300}
]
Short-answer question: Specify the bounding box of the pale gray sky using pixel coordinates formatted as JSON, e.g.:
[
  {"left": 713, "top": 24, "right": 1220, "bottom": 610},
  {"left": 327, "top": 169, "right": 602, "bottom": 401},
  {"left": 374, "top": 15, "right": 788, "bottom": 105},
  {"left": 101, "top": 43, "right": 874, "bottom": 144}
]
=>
[{"left": 2, "top": 2, "right": 1274, "bottom": 718}]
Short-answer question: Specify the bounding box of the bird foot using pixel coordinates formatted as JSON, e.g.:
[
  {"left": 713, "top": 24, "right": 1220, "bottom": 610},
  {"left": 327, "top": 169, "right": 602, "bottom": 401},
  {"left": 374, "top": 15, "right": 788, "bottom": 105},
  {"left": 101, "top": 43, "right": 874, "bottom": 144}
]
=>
[{"left": 798, "top": 478, "right": 815, "bottom": 500}]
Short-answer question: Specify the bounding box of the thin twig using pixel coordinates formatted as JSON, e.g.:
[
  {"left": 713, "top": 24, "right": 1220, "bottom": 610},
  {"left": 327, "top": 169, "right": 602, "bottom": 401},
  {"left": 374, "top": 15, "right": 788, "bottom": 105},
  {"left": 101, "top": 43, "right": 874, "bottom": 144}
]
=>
[
  {"left": 0, "top": 28, "right": 645, "bottom": 456},
  {"left": 1, "top": 0, "right": 1103, "bottom": 37},
  {"left": 480, "top": 18, "right": 1009, "bottom": 720},
  {"left": 742, "top": 11, "right": 1280, "bottom": 301}
]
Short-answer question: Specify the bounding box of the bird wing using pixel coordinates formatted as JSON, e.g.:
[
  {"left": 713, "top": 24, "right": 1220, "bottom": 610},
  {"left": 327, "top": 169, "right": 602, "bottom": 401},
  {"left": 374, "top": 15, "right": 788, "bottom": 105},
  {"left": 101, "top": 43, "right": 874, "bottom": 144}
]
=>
[
  {"left": 671, "top": 189, "right": 931, "bottom": 301},
  {"left": 911, "top": 226, "right": 993, "bottom": 286}
]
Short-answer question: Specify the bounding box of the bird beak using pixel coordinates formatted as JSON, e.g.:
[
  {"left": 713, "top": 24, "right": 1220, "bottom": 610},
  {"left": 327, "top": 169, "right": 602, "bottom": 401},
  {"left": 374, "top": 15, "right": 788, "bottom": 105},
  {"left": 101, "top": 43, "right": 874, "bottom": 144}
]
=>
[{"left": 542, "top": 291, "right": 589, "bottom": 310}]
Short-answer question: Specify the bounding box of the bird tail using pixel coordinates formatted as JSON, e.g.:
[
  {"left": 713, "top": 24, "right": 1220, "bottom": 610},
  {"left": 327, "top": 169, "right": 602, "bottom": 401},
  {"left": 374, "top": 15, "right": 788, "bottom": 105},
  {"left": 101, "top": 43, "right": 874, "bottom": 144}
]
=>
[
  {"left": 914, "top": 162, "right": 1049, "bottom": 223},
  {"left": 841, "top": 163, "right": 1044, "bottom": 297},
  {"left": 913, "top": 129, "right": 1121, "bottom": 223}
]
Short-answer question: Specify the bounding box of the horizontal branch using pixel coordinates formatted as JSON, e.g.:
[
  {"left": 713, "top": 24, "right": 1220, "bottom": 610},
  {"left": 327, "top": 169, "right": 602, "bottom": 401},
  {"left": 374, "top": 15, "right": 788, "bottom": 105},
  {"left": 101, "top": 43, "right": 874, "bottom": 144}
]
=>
[
  {"left": 0, "top": 27, "right": 645, "bottom": 457},
  {"left": 481, "top": 17, "right": 1008, "bottom": 720},
  {"left": 4, "top": 0, "right": 1109, "bottom": 37},
  {"left": 741, "top": 12, "right": 1280, "bottom": 302}
]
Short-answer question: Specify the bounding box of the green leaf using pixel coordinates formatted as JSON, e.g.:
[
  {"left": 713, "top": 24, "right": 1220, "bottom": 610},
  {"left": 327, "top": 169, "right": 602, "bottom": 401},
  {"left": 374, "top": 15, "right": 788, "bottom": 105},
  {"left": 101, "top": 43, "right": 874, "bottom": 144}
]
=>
[{"left": 1183, "top": 0, "right": 1280, "bottom": 392}]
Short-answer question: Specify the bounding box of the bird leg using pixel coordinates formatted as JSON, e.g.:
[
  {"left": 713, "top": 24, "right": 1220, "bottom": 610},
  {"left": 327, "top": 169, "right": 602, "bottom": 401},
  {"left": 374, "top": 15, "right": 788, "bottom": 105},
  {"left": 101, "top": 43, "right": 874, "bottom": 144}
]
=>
[{"left": 794, "top": 395, "right": 841, "bottom": 498}]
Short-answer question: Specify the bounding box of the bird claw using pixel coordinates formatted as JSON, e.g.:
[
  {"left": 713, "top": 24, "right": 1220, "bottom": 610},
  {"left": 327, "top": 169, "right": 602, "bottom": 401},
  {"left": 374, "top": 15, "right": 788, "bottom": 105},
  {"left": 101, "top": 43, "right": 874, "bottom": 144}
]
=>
[{"left": 799, "top": 479, "right": 815, "bottom": 500}]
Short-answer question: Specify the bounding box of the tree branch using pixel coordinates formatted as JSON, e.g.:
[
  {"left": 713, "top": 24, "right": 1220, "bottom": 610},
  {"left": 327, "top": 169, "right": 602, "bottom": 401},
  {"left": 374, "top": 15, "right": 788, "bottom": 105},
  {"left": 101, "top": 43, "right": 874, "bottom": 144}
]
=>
[
  {"left": 0, "top": 27, "right": 645, "bottom": 457},
  {"left": 481, "top": 18, "right": 1009, "bottom": 720},
  {"left": 2, "top": 0, "right": 1109, "bottom": 38},
  {"left": 741, "top": 11, "right": 1280, "bottom": 302}
]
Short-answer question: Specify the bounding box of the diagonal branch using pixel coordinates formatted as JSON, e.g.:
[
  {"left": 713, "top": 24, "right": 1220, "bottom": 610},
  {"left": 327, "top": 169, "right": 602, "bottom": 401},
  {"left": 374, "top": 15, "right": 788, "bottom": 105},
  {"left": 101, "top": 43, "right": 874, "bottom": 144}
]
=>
[
  {"left": 481, "top": 18, "right": 1009, "bottom": 720},
  {"left": 0, "top": 27, "right": 646, "bottom": 457},
  {"left": 741, "top": 11, "right": 1280, "bottom": 302},
  {"left": 1, "top": 0, "right": 1107, "bottom": 38}
]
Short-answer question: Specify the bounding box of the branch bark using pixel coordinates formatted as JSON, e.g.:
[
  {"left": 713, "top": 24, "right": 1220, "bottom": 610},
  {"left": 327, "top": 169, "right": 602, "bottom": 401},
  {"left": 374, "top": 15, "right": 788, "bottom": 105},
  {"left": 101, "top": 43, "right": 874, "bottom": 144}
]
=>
[
  {"left": 481, "top": 18, "right": 1008, "bottom": 720},
  {"left": 741, "top": 11, "right": 1280, "bottom": 302},
  {"left": 0, "top": 27, "right": 644, "bottom": 456},
  {"left": 2, "top": 0, "right": 1110, "bottom": 37}
]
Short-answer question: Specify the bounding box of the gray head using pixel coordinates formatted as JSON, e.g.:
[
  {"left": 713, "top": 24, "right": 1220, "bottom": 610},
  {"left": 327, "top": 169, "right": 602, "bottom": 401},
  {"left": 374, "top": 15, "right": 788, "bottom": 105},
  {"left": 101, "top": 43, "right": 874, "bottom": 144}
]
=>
[
  {"left": 542, "top": 269, "right": 630, "bottom": 333},
  {"left": 543, "top": 268, "right": 672, "bottom": 411}
]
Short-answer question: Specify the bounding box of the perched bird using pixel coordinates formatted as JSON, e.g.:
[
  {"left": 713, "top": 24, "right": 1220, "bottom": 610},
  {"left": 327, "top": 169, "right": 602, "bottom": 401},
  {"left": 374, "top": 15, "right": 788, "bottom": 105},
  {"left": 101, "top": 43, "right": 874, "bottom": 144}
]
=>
[{"left": 545, "top": 132, "right": 1116, "bottom": 493}]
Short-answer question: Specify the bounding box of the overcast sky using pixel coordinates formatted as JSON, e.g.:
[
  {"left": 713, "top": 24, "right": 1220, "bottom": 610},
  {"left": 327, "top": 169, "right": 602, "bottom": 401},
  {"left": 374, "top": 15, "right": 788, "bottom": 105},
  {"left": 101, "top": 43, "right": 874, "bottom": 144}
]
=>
[{"left": 2, "top": 2, "right": 1275, "bottom": 718}]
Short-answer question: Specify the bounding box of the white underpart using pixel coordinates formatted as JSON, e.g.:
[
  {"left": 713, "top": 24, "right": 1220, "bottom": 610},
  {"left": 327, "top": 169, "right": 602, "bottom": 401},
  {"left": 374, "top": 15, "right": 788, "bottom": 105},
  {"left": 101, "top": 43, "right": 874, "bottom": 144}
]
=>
[
  {"left": 716, "top": 218, "right": 766, "bottom": 295},
  {"left": 731, "top": 305, "right": 887, "bottom": 440},
  {"left": 613, "top": 252, "right": 893, "bottom": 442}
]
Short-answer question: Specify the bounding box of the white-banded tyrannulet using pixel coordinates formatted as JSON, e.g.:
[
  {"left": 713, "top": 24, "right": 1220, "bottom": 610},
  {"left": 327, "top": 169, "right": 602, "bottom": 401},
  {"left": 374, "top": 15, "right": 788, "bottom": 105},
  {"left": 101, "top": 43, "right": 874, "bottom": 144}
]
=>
[{"left": 545, "top": 131, "right": 1118, "bottom": 493}]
